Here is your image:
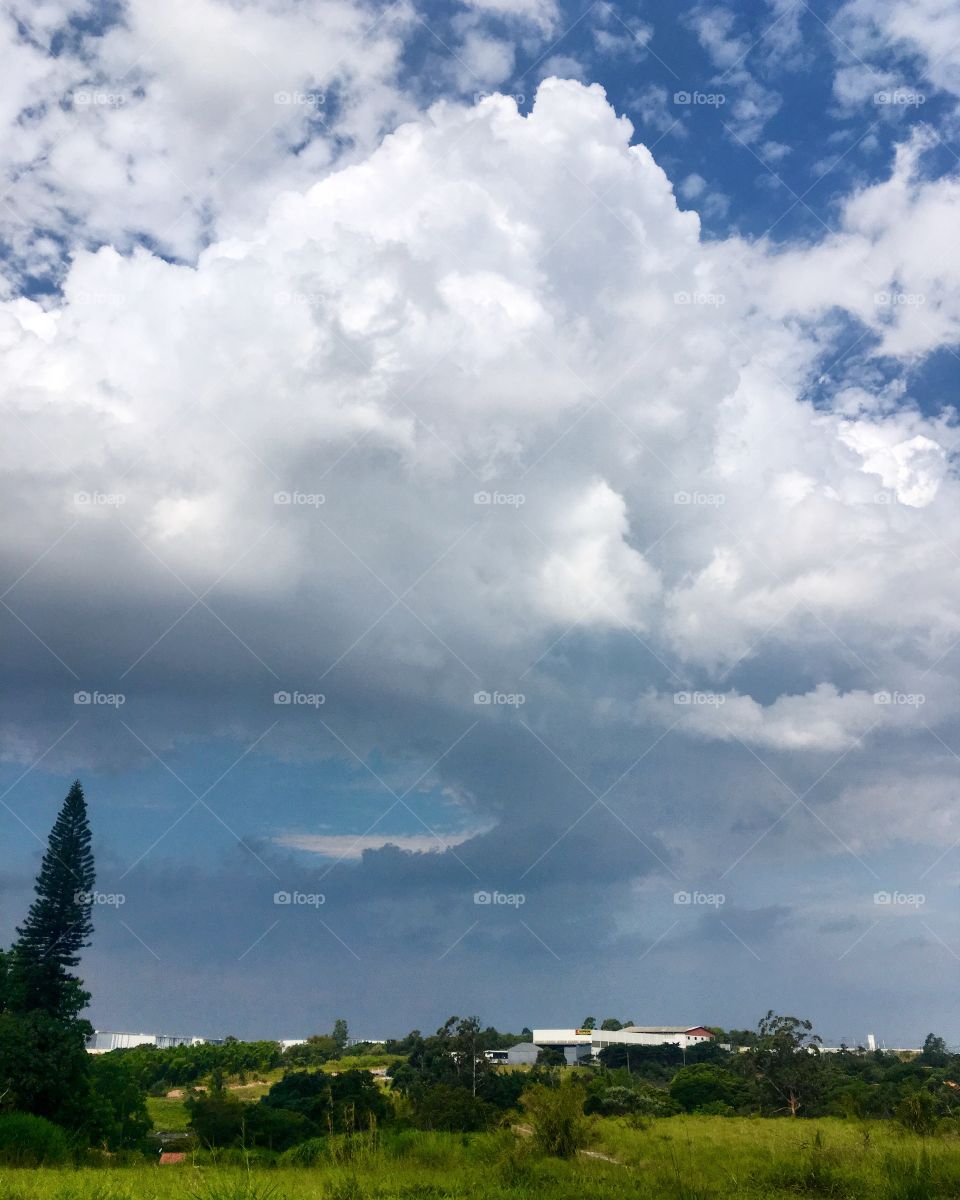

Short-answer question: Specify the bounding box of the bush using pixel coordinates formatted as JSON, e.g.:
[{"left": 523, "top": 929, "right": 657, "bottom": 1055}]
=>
[
  {"left": 412, "top": 1084, "right": 497, "bottom": 1132},
  {"left": 262, "top": 1069, "right": 387, "bottom": 1133},
  {"left": 280, "top": 1136, "right": 329, "bottom": 1166},
  {"left": 896, "top": 1091, "right": 939, "bottom": 1137},
  {"left": 669, "top": 1064, "right": 746, "bottom": 1113},
  {"left": 519, "top": 1081, "right": 588, "bottom": 1158},
  {"left": 244, "top": 1104, "right": 315, "bottom": 1151},
  {"left": 0, "top": 1112, "right": 70, "bottom": 1164}
]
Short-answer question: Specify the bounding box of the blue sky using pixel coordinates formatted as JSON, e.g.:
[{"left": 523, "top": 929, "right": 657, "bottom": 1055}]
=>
[{"left": 1, "top": 0, "right": 959, "bottom": 1046}]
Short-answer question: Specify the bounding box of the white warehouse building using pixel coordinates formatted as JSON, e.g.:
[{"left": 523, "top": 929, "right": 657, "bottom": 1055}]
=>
[
  {"left": 532, "top": 1025, "right": 715, "bottom": 1059},
  {"left": 86, "top": 1030, "right": 213, "bottom": 1053}
]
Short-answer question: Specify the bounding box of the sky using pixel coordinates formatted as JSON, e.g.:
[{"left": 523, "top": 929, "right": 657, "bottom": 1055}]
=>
[{"left": 1, "top": 0, "right": 959, "bottom": 1047}]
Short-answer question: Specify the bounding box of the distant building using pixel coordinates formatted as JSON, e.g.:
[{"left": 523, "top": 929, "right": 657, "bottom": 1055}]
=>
[
  {"left": 485, "top": 1042, "right": 540, "bottom": 1066},
  {"left": 531, "top": 1025, "right": 715, "bottom": 1058},
  {"left": 86, "top": 1030, "right": 212, "bottom": 1053}
]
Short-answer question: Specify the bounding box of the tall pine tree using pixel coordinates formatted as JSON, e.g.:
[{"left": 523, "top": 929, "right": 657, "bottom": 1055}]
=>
[{"left": 8, "top": 780, "right": 95, "bottom": 1019}]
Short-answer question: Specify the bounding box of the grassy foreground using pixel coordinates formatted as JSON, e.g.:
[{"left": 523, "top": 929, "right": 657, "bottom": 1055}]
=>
[{"left": 0, "top": 1117, "right": 958, "bottom": 1200}]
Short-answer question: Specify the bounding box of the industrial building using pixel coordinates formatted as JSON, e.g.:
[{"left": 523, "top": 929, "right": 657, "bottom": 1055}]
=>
[
  {"left": 86, "top": 1030, "right": 213, "bottom": 1053},
  {"left": 532, "top": 1025, "right": 715, "bottom": 1058},
  {"left": 484, "top": 1042, "right": 540, "bottom": 1066}
]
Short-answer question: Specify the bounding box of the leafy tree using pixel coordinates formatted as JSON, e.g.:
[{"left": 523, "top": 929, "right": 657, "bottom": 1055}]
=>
[
  {"left": 580, "top": 1017, "right": 596, "bottom": 1030},
  {"left": 7, "top": 781, "right": 95, "bottom": 1020},
  {"left": 284, "top": 1034, "right": 338, "bottom": 1067},
  {"left": 0, "top": 783, "right": 98, "bottom": 1132},
  {"left": 0, "top": 1009, "right": 93, "bottom": 1128},
  {"left": 261, "top": 1069, "right": 386, "bottom": 1132},
  {"left": 332, "top": 1018, "right": 349, "bottom": 1054},
  {"left": 669, "top": 1064, "right": 746, "bottom": 1113},
  {"left": 920, "top": 1034, "right": 949, "bottom": 1068},
  {"left": 244, "top": 1104, "right": 315, "bottom": 1150},
  {"left": 537, "top": 1046, "right": 567, "bottom": 1067},
  {"left": 400, "top": 1016, "right": 496, "bottom": 1096},
  {"left": 186, "top": 1091, "right": 248, "bottom": 1147},
  {"left": 85, "top": 1053, "right": 152, "bottom": 1149},
  {"left": 742, "top": 1011, "right": 826, "bottom": 1117},
  {"left": 600, "top": 1018, "right": 623, "bottom": 1031}
]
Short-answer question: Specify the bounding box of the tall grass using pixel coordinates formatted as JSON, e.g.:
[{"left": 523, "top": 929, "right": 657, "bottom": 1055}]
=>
[{"left": 0, "top": 1117, "right": 957, "bottom": 1199}]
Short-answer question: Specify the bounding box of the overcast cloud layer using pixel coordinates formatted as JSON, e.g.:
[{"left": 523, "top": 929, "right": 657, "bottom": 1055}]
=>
[{"left": 1, "top": 0, "right": 958, "bottom": 1046}]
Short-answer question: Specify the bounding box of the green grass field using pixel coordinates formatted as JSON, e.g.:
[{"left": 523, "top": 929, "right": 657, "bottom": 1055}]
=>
[{"left": 1, "top": 1117, "right": 958, "bottom": 1200}]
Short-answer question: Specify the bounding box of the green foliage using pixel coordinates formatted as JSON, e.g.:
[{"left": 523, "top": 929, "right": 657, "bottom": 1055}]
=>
[
  {"left": 739, "top": 1010, "right": 827, "bottom": 1117},
  {"left": 536, "top": 1047, "right": 567, "bottom": 1067},
  {"left": 118, "top": 1038, "right": 283, "bottom": 1090},
  {"left": 0, "top": 1112, "right": 70, "bottom": 1164},
  {"left": 669, "top": 1064, "right": 746, "bottom": 1113},
  {"left": 0, "top": 783, "right": 99, "bottom": 1136},
  {"left": 584, "top": 1081, "right": 679, "bottom": 1117},
  {"left": 519, "top": 1080, "right": 588, "bottom": 1158},
  {"left": 919, "top": 1034, "right": 948, "bottom": 1068},
  {"left": 332, "top": 1019, "right": 350, "bottom": 1054},
  {"left": 244, "top": 1104, "right": 315, "bottom": 1151},
  {"left": 412, "top": 1083, "right": 497, "bottom": 1132},
  {"left": 8, "top": 1116, "right": 960, "bottom": 1198},
  {"left": 84, "top": 1052, "right": 153, "bottom": 1149},
  {"left": 0, "top": 1007, "right": 92, "bottom": 1129},
  {"left": 895, "top": 1090, "right": 939, "bottom": 1137},
  {"left": 7, "top": 781, "right": 95, "bottom": 1021},
  {"left": 261, "top": 1069, "right": 387, "bottom": 1133},
  {"left": 187, "top": 1091, "right": 249, "bottom": 1147},
  {"left": 279, "top": 1136, "right": 329, "bottom": 1166}
]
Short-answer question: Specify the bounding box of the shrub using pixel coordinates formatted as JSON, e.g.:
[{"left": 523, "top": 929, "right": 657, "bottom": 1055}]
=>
[
  {"left": 244, "top": 1104, "right": 315, "bottom": 1151},
  {"left": 519, "top": 1081, "right": 588, "bottom": 1158},
  {"left": 280, "top": 1136, "right": 329, "bottom": 1166},
  {"left": 412, "top": 1084, "right": 497, "bottom": 1132},
  {"left": 0, "top": 1112, "right": 70, "bottom": 1164},
  {"left": 896, "top": 1091, "right": 938, "bottom": 1137},
  {"left": 669, "top": 1064, "right": 745, "bottom": 1113}
]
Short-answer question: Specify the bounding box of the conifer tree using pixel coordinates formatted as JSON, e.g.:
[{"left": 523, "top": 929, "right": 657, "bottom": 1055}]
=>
[{"left": 9, "top": 780, "right": 95, "bottom": 1019}]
